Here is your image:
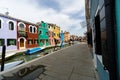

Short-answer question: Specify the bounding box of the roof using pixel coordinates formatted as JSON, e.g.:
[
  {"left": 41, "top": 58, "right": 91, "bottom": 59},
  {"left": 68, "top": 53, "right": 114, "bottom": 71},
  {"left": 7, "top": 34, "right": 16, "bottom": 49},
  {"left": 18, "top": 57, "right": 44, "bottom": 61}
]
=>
[{"left": 0, "top": 13, "right": 38, "bottom": 26}]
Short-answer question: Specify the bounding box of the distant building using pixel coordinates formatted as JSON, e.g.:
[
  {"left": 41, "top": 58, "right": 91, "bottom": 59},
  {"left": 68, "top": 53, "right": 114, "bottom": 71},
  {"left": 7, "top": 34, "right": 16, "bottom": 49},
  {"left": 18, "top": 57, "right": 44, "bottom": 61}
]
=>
[
  {"left": 38, "top": 21, "right": 49, "bottom": 47},
  {"left": 0, "top": 13, "right": 39, "bottom": 52},
  {"left": 64, "top": 31, "right": 70, "bottom": 42}
]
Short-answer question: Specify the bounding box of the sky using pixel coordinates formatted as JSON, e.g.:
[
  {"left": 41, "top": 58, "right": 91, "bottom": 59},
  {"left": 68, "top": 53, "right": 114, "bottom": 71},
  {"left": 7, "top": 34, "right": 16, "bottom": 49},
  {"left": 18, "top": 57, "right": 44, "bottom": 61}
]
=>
[{"left": 0, "top": 0, "right": 87, "bottom": 36}]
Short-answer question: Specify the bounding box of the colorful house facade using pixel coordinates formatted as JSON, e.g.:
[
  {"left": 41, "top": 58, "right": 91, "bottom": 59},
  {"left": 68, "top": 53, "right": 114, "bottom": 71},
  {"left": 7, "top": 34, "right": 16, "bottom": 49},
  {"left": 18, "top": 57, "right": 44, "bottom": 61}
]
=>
[
  {"left": 17, "top": 21, "right": 38, "bottom": 50},
  {"left": 60, "top": 30, "right": 64, "bottom": 42},
  {"left": 85, "top": 0, "right": 117, "bottom": 80},
  {"left": 48, "top": 23, "right": 55, "bottom": 46},
  {"left": 38, "top": 21, "right": 49, "bottom": 47},
  {"left": 64, "top": 31, "right": 70, "bottom": 42},
  {"left": 53, "top": 24, "right": 60, "bottom": 43},
  {"left": 60, "top": 30, "right": 64, "bottom": 47},
  {"left": 0, "top": 14, "right": 17, "bottom": 52},
  {"left": 0, "top": 13, "right": 65, "bottom": 53}
]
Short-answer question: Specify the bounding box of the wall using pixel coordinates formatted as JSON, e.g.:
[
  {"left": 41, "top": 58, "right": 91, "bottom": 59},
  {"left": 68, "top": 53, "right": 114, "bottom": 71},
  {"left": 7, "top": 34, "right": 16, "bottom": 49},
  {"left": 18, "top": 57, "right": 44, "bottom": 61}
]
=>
[
  {"left": 0, "top": 16, "right": 17, "bottom": 52},
  {"left": 89, "top": 0, "right": 116, "bottom": 80},
  {"left": 115, "top": 0, "right": 120, "bottom": 79},
  {"left": 26, "top": 23, "right": 38, "bottom": 48},
  {"left": 38, "top": 21, "right": 49, "bottom": 47}
]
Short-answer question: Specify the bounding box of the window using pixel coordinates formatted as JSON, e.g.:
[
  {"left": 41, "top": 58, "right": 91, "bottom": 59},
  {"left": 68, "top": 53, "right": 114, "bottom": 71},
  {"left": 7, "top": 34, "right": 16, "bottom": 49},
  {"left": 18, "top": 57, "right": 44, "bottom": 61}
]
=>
[
  {"left": 40, "top": 40, "right": 42, "bottom": 42},
  {"left": 7, "top": 39, "right": 16, "bottom": 46},
  {"left": 57, "top": 34, "right": 59, "bottom": 37},
  {"left": 28, "top": 39, "right": 33, "bottom": 45},
  {"left": 95, "top": 14, "right": 102, "bottom": 55},
  {"left": 46, "top": 32, "right": 48, "bottom": 35},
  {"left": 9, "top": 21, "right": 14, "bottom": 30},
  {"left": 18, "top": 22, "right": 25, "bottom": 31},
  {"left": 34, "top": 39, "right": 38, "bottom": 44},
  {"left": 29, "top": 26, "right": 36, "bottom": 33},
  {"left": 0, "top": 20, "right": 1, "bottom": 29},
  {"left": 52, "top": 32, "right": 54, "bottom": 37},
  {"left": 33, "top": 27, "right": 36, "bottom": 33},
  {"left": 46, "top": 40, "right": 48, "bottom": 43},
  {"left": 39, "top": 31, "right": 42, "bottom": 35},
  {"left": 29, "top": 26, "right": 32, "bottom": 33},
  {"left": 48, "top": 26, "right": 50, "bottom": 28},
  {"left": 0, "top": 39, "right": 5, "bottom": 46}
]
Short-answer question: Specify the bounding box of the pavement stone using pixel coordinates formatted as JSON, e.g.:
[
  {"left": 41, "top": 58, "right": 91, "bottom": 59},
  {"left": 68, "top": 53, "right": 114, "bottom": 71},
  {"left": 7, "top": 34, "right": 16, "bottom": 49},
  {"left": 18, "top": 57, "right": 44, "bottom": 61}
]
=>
[
  {"left": 0, "top": 43, "right": 99, "bottom": 80},
  {"left": 70, "top": 73, "right": 96, "bottom": 80}
]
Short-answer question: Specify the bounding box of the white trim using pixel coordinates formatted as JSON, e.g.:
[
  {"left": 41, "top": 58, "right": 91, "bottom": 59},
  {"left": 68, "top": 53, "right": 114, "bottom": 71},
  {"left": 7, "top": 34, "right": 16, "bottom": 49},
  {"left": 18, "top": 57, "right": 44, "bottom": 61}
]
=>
[
  {"left": 18, "top": 22, "right": 26, "bottom": 28},
  {"left": 7, "top": 20, "right": 15, "bottom": 30},
  {"left": 29, "top": 25, "right": 33, "bottom": 33},
  {"left": 0, "top": 18, "right": 4, "bottom": 23},
  {"left": 33, "top": 26, "right": 37, "bottom": 33},
  {"left": 7, "top": 20, "right": 15, "bottom": 24},
  {"left": 18, "top": 37, "right": 26, "bottom": 49},
  {"left": 18, "top": 37, "right": 26, "bottom": 41},
  {"left": 28, "top": 25, "right": 37, "bottom": 33},
  {"left": 0, "top": 18, "right": 4, "bottom": 29}
]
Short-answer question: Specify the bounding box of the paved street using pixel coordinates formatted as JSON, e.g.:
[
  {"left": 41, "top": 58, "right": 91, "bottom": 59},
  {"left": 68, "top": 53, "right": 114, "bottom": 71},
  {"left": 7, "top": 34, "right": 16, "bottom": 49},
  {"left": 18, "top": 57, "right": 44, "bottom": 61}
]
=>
[{"left": 0, "top": 43, "right": 99, "bottom": 80}]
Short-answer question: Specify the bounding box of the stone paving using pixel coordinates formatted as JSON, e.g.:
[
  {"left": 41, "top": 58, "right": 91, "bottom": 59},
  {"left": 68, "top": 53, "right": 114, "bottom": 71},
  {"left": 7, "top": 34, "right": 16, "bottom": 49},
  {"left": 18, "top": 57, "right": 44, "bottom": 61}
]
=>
[{"left": 0, "top": 43, "right": 99, "bottom": 80}]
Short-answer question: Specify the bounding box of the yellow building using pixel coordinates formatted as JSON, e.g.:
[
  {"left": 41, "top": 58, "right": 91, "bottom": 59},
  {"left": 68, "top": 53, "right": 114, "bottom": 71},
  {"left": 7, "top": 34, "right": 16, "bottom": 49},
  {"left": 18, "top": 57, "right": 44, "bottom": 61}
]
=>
[
  {"left": 53, "top": 24, "right": 60, "bottom": 42},
  {"left": 64, "top": 31, "right": 70, "bottom": 42}
]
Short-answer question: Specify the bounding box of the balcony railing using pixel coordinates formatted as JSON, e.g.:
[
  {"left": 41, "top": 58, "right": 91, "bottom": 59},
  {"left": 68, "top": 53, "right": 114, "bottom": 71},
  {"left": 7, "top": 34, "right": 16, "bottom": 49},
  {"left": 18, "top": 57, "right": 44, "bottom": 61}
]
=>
[{"left": 18, "top": 30, "right": 27, "bottom": 37}]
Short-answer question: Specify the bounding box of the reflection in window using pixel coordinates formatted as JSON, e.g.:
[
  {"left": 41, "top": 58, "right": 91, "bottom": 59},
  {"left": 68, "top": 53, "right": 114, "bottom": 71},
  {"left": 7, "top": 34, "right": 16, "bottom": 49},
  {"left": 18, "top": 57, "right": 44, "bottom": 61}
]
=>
[
  {"left": 7, "top": 39, "right": 16, "bottom": 46},
  {"left": 18, "top": 22, "right": 25, "bottom": 31},
  {"left": 30, "top": 26, "right": 32, "bottom": 33},
  {"left": 39, "top": 31, "right": 42, "bottom": 35},
  {"left": 34, "top": 39, "right": 38, "bottom": 44},
  {"left": 46, "top": 32, "right": 48, "bottom": 35},
  {"left": 9, "top": 21, "right": 14, "bottom": 30},
  {"left": 0, "top": 39, "right": 5, "bottom": 46},
  {"left": 48, "top": 26, "right": 50, "bottom": 28},
  {"left": 28, "top": 39, "right": 33, "bottom": 45}
]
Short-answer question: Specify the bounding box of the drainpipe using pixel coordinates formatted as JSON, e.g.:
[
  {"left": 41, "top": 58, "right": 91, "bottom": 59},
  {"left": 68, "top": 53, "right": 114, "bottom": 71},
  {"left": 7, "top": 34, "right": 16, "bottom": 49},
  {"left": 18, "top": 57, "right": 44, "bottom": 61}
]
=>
[
  {"left": 1, "top": 45, "right": 6, "bottom": 71},
  {"left": 115, "top": 0, "right": 120, "bottom": 79}
]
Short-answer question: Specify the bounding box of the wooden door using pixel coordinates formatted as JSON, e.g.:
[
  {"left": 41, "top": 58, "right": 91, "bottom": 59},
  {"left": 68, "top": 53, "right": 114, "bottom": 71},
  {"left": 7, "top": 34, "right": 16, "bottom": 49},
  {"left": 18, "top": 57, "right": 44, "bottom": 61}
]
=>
[{"left": 20, "top": 38, "right": 24, "bottom": 47}]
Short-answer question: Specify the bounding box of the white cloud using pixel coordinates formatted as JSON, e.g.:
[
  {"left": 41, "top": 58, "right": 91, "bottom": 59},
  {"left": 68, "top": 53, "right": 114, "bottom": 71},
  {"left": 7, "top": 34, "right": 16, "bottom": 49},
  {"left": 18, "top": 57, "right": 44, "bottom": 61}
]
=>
[{"left": 0, "top": 0, "right": 86, "bottom": 36}]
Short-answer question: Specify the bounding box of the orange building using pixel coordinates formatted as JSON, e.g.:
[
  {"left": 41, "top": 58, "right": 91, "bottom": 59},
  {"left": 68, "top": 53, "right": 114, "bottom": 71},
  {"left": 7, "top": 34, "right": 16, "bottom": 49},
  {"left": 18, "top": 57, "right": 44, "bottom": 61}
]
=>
[{"left": 64, "top": 31, "right": 70, "bottom": 42}]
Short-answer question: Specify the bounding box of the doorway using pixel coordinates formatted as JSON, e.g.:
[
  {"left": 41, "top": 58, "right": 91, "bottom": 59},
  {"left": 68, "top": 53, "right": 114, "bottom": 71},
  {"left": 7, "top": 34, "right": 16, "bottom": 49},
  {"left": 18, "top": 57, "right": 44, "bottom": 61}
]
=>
[{"left": 19, "top": 38, "right": 25, "bottom": 49}]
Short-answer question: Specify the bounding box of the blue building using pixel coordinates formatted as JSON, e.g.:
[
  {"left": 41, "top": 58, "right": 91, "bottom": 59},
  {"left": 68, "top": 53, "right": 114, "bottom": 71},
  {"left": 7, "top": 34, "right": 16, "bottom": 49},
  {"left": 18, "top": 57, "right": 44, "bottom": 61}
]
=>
[
  {"left": 60, "top": 30, "right": 64, "bottom": 47},
  {"left": 85, "top": 0, "right": 117, "bottom": 80}
]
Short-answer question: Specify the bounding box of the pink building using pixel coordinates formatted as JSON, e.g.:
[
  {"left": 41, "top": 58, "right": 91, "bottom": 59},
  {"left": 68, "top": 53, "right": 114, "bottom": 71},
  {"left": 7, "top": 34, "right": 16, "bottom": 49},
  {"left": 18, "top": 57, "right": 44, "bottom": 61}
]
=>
[{"left": 48, "top": 23, "right": 55, "bottom": 46}]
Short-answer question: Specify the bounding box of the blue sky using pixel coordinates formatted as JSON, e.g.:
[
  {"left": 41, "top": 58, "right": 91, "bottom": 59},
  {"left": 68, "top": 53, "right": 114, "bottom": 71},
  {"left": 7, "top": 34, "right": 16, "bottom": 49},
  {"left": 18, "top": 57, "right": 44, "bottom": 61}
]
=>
[{"left": 0, "top": 0, "right": 86, "bottom": 36}]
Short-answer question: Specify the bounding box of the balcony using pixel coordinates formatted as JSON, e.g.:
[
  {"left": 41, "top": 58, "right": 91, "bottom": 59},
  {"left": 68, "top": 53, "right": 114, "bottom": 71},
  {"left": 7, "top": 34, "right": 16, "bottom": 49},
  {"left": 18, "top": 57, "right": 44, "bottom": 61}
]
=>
[{"left": 18, "top": 30, "right": 27, "bottom": 37}]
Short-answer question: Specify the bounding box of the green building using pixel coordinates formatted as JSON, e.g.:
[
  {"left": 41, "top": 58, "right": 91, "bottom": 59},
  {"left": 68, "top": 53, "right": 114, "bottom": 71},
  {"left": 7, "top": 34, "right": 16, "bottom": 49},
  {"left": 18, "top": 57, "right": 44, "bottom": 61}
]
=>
[{"left": 38, "top": 21, "right": 49, "bottom": 47}]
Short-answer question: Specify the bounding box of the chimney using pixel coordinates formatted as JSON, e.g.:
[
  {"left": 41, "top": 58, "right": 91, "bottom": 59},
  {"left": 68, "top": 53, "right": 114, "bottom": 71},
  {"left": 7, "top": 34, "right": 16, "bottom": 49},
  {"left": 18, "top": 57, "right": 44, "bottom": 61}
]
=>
[{"left": 5, "top": 11, "right": 9, "bottom": 16}]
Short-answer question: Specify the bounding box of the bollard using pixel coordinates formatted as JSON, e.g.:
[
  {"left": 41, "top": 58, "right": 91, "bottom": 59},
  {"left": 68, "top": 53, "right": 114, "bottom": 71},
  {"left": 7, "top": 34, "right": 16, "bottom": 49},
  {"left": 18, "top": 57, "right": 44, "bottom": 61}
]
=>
[{"left": 1, "top": 45, "right": 6, "bottom": 71}]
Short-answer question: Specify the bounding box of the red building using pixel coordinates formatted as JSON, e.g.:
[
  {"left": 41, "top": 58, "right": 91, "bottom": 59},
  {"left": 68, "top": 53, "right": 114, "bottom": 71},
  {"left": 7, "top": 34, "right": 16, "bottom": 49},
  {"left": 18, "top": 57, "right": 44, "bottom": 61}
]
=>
[{"left": 17, "top": 21, "right": 38, "bottom": 50}]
